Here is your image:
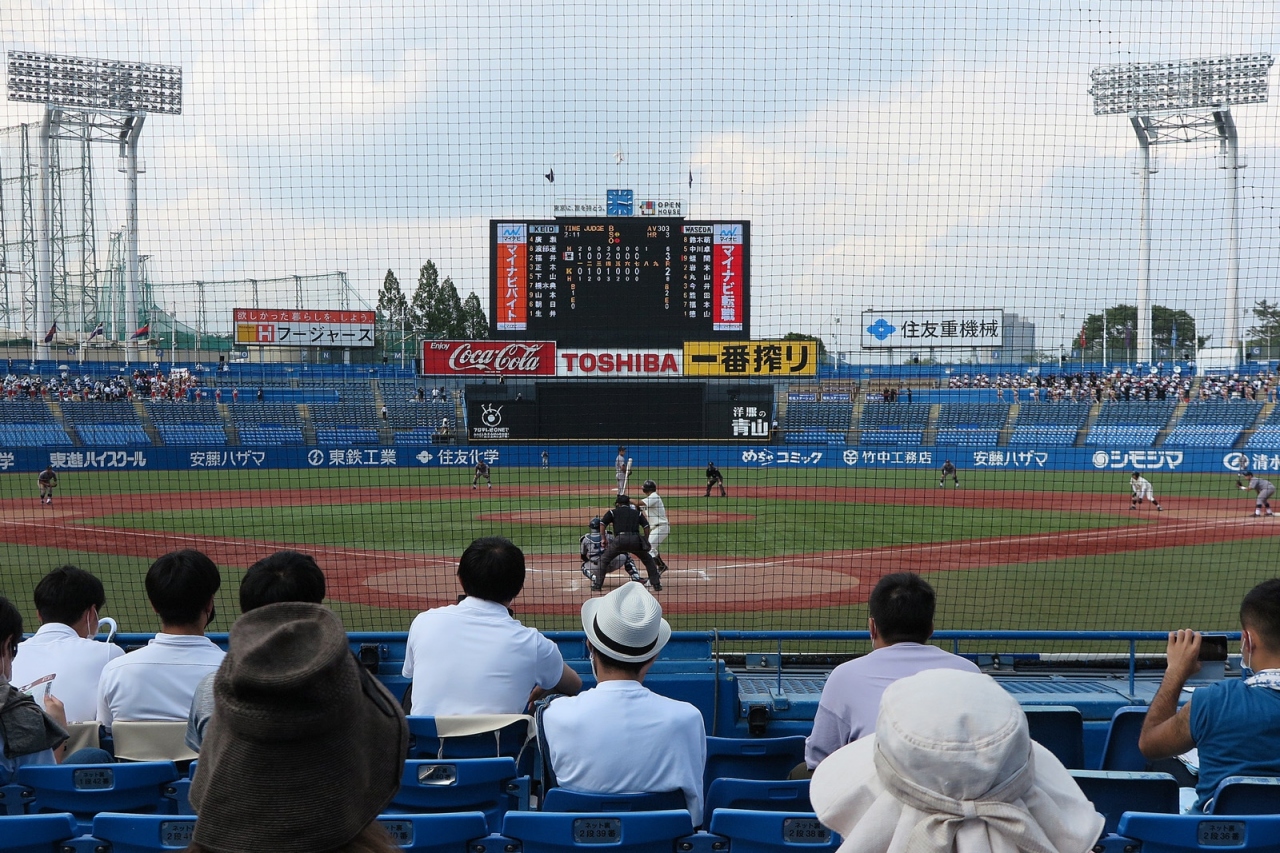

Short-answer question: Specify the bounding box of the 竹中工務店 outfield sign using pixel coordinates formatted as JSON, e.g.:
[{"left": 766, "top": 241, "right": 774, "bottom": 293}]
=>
[
  {"left": 861, "top": 309, "right": 1004, "bottom": 349},
  {"left": 683, "top": 340, "right": 817, "bottom": 376},
  {"left": 234, "top": 309, "right": 376, "bottom": 348}
]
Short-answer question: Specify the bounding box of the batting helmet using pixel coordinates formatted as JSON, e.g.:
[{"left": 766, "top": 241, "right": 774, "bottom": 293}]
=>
[
  {"left": 642, "top": 479, "right": 657, "bottom": 493},
  {"left": 589, "top": 517, "right": 602, "bottom": 531}
]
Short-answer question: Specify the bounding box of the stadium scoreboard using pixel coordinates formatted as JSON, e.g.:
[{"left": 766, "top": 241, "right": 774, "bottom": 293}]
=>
[{"left": 489, "top": 218, "right": 749, "bottom": 348}]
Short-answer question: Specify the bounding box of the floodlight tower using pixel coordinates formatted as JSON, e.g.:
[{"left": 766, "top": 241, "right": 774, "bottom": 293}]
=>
[
  {"left": 6, "top": 52, "right": 181, "bottom": 359},
  {"left": 1089, "top": 54, "right": 1272, "bottom": 365}
]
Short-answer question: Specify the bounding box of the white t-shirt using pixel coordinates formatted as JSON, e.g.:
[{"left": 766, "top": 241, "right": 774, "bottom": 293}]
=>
[
  {"left": 402, "top": 597, "right": 567, "bottom": 716},
  {"left": 640, "top": 493, "right": 668, "bottom": 528},
  {"left": 11, "top": 622, "right": 125, "bottom": 723},
  {"left": 96, "top": 633, "right": 226, "bottom": 732},
  {"left": 543, "top": 680, "right": 707, "bottom": 825},
  {"left": 805, "top": 642, "right": 979, "bottom": 769}
]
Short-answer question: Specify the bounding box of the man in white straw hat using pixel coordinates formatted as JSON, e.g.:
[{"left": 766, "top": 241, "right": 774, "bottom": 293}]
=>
[
  {"left": 541, "top": 582, "right": 706, "bottom": 824},
  {"left": 810, "top": 668, "right": 1103, "bottom": 853}
]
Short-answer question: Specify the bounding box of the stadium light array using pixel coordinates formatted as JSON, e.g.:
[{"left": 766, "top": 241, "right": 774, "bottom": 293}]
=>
[
  {"left": 6, "top": 51, "right": 182, "bottom": 114},
  {"left": 1090, "top": 54, "right": 1272, "bottom": 116},
  {"left": 1090, "top": 53, "right": 1273, "bottom": 365}
]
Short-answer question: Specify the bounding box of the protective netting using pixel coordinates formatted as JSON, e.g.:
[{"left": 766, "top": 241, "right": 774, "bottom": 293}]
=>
[{"left": 0, "top": 3, "right": 1278, "bottom": 640}]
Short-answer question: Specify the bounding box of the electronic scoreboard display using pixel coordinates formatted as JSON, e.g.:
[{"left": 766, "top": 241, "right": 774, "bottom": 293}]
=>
[{"left": 489, "top": 218, "right": 749, "bottom": 348}]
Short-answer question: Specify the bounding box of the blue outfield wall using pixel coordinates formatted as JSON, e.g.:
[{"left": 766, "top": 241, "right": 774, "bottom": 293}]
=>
[{"left": 5, "top": 443, "right": 1274, "bottom": 474}]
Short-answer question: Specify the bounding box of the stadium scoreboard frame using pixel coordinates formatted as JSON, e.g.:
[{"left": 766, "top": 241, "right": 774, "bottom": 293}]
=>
[{"left": 489, "top": 218, "right": 750, "bottom": 348}]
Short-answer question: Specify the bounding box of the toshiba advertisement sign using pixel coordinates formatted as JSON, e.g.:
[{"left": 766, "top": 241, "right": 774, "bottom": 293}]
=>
[
  {"left": 420, "top": 341, "right": 557, "bottom": 376},
  {"left": 556, "top": 349, "right": 683, "bottom": 377}
]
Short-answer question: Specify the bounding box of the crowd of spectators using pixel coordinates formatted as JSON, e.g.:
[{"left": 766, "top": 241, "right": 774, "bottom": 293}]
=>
[
  {"left": 947, "top": 370, "right": 1199, "bottom": 403},
  {"left": 0, "top": 368, "right": 204, "bottom": 402}
]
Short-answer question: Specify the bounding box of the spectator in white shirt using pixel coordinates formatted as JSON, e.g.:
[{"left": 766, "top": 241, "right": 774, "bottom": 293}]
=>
[
  {"left": 805, "top": 572, "right": 979, "bottom": 769},
  {"left": 97, "top": 549, "right": 225, "bottom": 732},
  {"left": 403, "top": 536, "right": 581, "bottom": 715},
  {"left": 11, "top": 565, "right": 124, "bottom": 723},
  {"left": 541, "top": 583, "right": 707, "bottom": 825}
]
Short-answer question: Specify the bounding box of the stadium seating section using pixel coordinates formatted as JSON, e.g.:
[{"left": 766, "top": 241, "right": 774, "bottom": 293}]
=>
[
  {"left": 857, "top": 403, "right": 930, "bottom": 445},
  {"left": 1164, "top": 400, "right": 1261, "bottom": 448},
  {"left": 934, "top": 402, "right": 1009, "bottom": 446}
]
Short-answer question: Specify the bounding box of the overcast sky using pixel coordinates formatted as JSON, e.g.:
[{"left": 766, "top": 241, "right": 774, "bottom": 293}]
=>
[{"left": 3, "top": 1, "right": 1280, "bottom": 352}]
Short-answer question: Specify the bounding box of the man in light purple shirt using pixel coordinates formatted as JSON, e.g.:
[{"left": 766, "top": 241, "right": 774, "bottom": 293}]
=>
[{"left": 805, "top": 572, "right": 978, "bottom": 769}]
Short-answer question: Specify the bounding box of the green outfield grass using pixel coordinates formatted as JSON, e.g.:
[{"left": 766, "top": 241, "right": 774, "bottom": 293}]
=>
[{"left": 0, "top": 466, "right": 1265, "bottom": 637}]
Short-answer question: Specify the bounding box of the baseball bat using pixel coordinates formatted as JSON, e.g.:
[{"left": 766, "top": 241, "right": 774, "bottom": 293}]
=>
[{"left": 620, "top": 457, "right": 633, "bottom": 494}]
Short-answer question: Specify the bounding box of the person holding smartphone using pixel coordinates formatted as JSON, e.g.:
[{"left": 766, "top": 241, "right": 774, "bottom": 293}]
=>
[{"left": 1138, "top": 578, "right": 1280, "bottom": 812}]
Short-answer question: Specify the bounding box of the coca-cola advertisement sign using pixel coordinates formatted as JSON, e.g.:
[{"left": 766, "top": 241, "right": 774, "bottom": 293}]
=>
[{"left": 421, "top": 340, "right": 557, "bottom": 376}]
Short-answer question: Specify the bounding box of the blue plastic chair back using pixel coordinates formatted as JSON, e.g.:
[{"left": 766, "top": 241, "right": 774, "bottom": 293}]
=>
[
  {"left": 705, "top": 779, "right": 811, "bottom": 827},
  {"left": 0, "top": 812, "right": 82, "bottom": 853},
  {"left": 500, "top": 810, "right": 695, "bottom": 853},
  {"left": 17, "top": 762, "right": 180, "bottom": 831},
  {"left": 1212, "top": 776, "right": 1280, "bottom": 815},
  {"left": 375, "top": 811, "right": 491, "bottom": 853},
  {"left": 1023, "top": 705, "right": 1084, "bottom": 769},
  {"left": 1070, "top": 770, "right": 1179, "bottom": 834},
  {"left": 703, "top": 736, "right": 807, "bottom": 796},
  {"left": 405, "top": 716, "right": 531, "bottom": 760},
  {"left": 1099, "top": 706, "right": 1149, "bottom": 771},
  {"left": 707, "top": 808, "right": 840, "bottom": 853},
  {"left": 90, "top": 812, "right": 197, "bottom": 853},
  {"left": 387, "top": 758, "right": 527, "bottom": 831},
  {"left": 1116, "top": 811, "right": 1280, "bottom": 853},
  {"left": 540, "top": 788, "right": 686, "bottom": 813}
]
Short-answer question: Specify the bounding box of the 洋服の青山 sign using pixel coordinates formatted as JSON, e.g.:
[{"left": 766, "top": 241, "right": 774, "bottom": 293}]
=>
[
  {"left": 557, "top": 349, "right": 682, "bottom": 376},
  {"left": 420, "top": 341, "right": 557, "bottom": 376}
]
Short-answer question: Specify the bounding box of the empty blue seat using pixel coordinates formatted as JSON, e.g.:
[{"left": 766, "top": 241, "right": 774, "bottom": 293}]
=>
[
  {"left": 1116, "top": 811, "right": 1280, "bottom": 853},
  {"left": 1099, "top": 706, "right": 1149, "bottom": 771},
  {"left": 375, "top": 811, "right": 491, "bottom": 853},
  {"left": 1070, "top": 771, "right": 1179, "bottom": 834},
  {"left": 386, "top": 758, "right": 528, "bottom": 831},
  {"left": 703, "top": 736, "right": 807, "bottom": 796},
  {"left": 539, "top": 789, "right": 685, "bottom": 813},
  {"left": 18, "top": 762, "right": 181, "bottom": 832},
  {"left": 707, "top": 808, "right": 840, "bottom": 853},
  {"left": 0, "top": 812, "right": 82, "bottom": 853},
  {"left": 499, "top": 810, "right": 695, "bottom": 853},
  {"left": 1211, "top": 776, "right": 1280, "bottom": 815},
  {"left": 89, "top": 812, "right": 196, "bottom": 853},
  {"left": 1023, "top": 706, "right": 1084, "bottom": 769},
  {"left": 705, "top": 779, "right": 811, "bottom": 825}
]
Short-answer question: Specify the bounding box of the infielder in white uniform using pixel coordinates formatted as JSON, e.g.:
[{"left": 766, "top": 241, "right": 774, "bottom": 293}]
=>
[
  {"left": 1130, "top": 472, "right": 1163, "bottom": 511},
  {"left": 639, "top": 479, "right": 670, "bottom": 576}
]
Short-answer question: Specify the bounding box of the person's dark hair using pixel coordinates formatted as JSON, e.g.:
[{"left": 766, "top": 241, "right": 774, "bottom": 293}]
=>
[
  {"left": 0, "top": 595, "right": 22, "bottom": 651},
  {"left": 868, "top": 572, "right": 936, "bottom": 644},
  {"left": 456, "top": 537, "right": 525, "bottom": 603},
  {"left": 33, "top": 565, "right": 106, "bottom": 625},
  {"left": 588, "top": 641, "right": 648, "bottom": 676},
  {"left": 146, "top": 549, "right": 222, "bottom": 626},
  {"left": 615, "top": 493, "right": 630, "bottom": 505},
  {"left": 1241, "top": 578, "right": 1280, "bottom": 651},
  {"left": 240, "top": 551, "right": 326, "bottom": 613}
]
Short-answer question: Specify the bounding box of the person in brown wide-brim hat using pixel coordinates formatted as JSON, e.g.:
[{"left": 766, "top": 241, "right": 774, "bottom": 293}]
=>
[{"left": 188, "top": 602, "right": 408, "bottom": 853}]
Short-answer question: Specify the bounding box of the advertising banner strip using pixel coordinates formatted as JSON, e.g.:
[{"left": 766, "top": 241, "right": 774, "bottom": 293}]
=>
[
  {"left": 496, "top": 223, "right": 529, "bottom": 331},
  {"left": 233, "top": 309, "right": 376, "bottom": 324},
  {"left": 684, "top": 340, "right": 817, "bottom": 376},
  {"left": 233, "top": 322, "right": 375, "bottom": 348},
  {"left": 860, "top": 309, "right": 1005, "bottom": 349},
  {"left": 712, "top": 224, "right": 745, "bottom": 331},
  {"left": 556, "top": 349, "right": 682, "bottom": 377},
  {"left": 420, "top": 340, "right": 557, "bottom": 376}
]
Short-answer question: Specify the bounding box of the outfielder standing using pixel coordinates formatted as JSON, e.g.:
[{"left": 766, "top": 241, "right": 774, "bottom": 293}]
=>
[
  {"left": 37, "top": 465, "right": 57, "bottom": 506},
  {"left": 639, "top": 479, "right": 670, "bottom": 576},
  {"left": 1130, "top": 471, "right": 1163, "bottom": 511},
  {"left": 705, "top": 462, "right": 727, "bottom": 498},
  {"left": 615, "top": 447, "right": 628, "bottom": 494},
  {"left": 1239, "top": 470, "right": 1276, "bottom": 517},
  {"left": 472, "top": 459, "right": 492, "bottom": 489}
]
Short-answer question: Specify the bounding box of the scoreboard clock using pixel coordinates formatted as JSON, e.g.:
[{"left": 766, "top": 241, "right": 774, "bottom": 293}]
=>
[
  {"left": 490, "top": 218, "right": 750, "bottom": 349},
  {"left": 606, "top": 190, "right": 634, "bottom": 216}
]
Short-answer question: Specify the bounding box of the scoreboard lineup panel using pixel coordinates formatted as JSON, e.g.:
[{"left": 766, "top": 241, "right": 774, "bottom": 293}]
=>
[{"left": 489, "top": 218, "right": 750, "bottom": 348}]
